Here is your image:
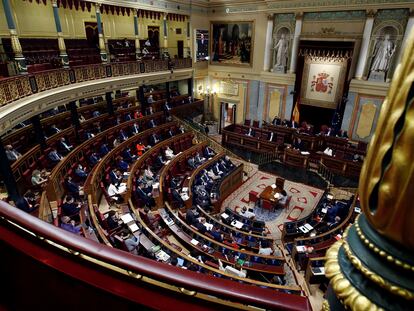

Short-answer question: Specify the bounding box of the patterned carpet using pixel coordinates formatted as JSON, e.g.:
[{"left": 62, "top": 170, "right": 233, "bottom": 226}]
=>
[{"left": 221, "top": 171, "right": 324, "bottom": 240}]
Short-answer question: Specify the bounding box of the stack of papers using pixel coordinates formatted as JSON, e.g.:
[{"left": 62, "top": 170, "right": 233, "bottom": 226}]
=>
[
  {"left": 129, "top": 223, "right": 139, "bottom": 233},
  {"left": 190, "top": 239, "right": 199, "bottom": 246},
  {"left": 204, "top": 223, "right": 213, "bottom": 231},
  {"left": 182, "top": 187, "right": 188, "bottom": 192},
  {"left": 181, "top": 193, "right": 189, "bottom": 201},
  {"left": 271, "top": 184, "right": 277, "bottom": 189},
  {"left": 152, "top": 182, "right": 160, "bottom": 189},
  {"left": 231, "top": 220, "right": 244, "bottom": 229},
  {"left": 327, "top": 194, "right": 334, "bottom": 200},
  {"left": 354, "top": 207, "right": 361, "bottom": 213},
  {"left": 299, "top": 226, "right": 309, "bottom": 233},
  {"left": 121, "top": 213, "right": 134, "bottom": 224},
  {"left": 296, "top": 245, "right": 307, "bottom": 253},
  {"left": 155, "top": 250, "right": 170, "bottom": 262},
  {"left": 274, "top": 193, "right": 281, "bottom": 199},
  {"left": 221, "top": 213, "right": 229, "bottom": 219},
  {"left": 301, "top": 151, "right": 310, "bottom": 155},
  {"left": 321, "top": 208, "right": 328, "bottom": 214},
  {"left": 304, "top": 223, "right": 313, "bottom": 231}
]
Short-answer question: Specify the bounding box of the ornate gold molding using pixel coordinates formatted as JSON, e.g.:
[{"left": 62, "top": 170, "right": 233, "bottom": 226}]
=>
[
  {"left": 325, "top": 240, "right": 381, "bottom": 311},
  {"left": 322, "top": 300, "right": 330, "bottom": 311},
  {"left": 342, "top": 236, "right": 414, "bottom": 300}
]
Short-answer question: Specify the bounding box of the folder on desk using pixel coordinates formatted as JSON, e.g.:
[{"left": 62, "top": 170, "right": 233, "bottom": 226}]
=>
[
  {"left": 190, "top": 239, "right": 199, "bottom": 246},
  {"left": 300, "top": 151, "right": 310, "bottom": 155},
  {"left": 129, "top": 223, "right": 139, "bottom": 233},
  {"left": 321, "top": 208, "right": 328, "bottom": 214},
  {"left": 221, "top": 213, "right": 229, "bottom": 219},
  {"left": 121, "top": 213, "right": 134, "bottom": 224},
  {"left": 299, "top": 226, "right": 309, "bottom": 233},
  {"left": 304, "top": 223, "right": 313, "bottom": 231}
]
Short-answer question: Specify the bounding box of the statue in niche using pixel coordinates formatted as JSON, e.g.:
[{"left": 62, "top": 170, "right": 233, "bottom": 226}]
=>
[
  {"left": 369, "top": 33, "right": 396, "bottom": 81},
  {"left": 272, "top": 29, "right": 289, "bottom": 73}
]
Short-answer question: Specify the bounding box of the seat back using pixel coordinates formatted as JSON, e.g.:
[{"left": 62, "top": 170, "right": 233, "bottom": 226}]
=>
[
  {"left": 244, "top": 119, "right": 251, "bottom": 126},
  {"left": 252, "top": 120, "right": 259, "bottom": 128},
  {"left": 276, "top": 177, "right": 285, "bottom": 190}
]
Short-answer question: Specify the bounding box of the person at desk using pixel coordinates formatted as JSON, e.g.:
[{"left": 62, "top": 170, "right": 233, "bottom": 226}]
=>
[
  {"left": 107, "top": 181, "right": 126, "bottom": 203},
  {"left": 75, "top": 164, "right": 88, "bottom": 180},
  {"left": 224, "top": 156, "right": 235, "bottom": 170},
  {"left": 61, "top": 195, "right": 81, "bottom": 217},
  {"left": 329, "top": 216, "right": 341, "bottom": 229},
  {"left": 210, "top": 226, "right": 224, "bottom": 242},
  {"left": 194, "top": 187, "right": 211, "bottom": 211},
  {"left": 133, "top": 110, "right": 143, "bottom": 119},
  {"left": 144, "top": 166, "right": 155, "bottom": 184},
  {"left": 204, "top": 146, "right": 215, "bottom": 158},
  {"left": 163, "top": 101, "right": 171, "bottom": 112},
  {"left": 171, "top": 188, "right": 184, "bottom": 208},
  {"left": 89, "top": 152, "right": 101, "bottom": 166},
  {"left": 287, "top": 119, "right": 299, "bottom": 129},
  {"left": 185, "top": 207, "right": 199, "bottom": 225},
  {"left": 272, "top": 116, "right": 282, "bottom": 125},
  {"left": 60, "top": 216, "right": 82, "bottom": 235},
  {"left": 147, "top": 94, "right": 154, "bottom": 104},
  {"left": 109, "top": 169, "right": 123, "bottom": 186},
  {"left": 119, "top": 129, "right": 128, "bottom": 142},
  {"left": 5, "top": 145, "right": 22, "bottom": 162},
  {"left": 48, "top": 148, "right": 63, "bottom": 163},
  {"left": 31, "top": 169, "right": 48, "bottom": 187},
  {"left": 292, "top": 137, "right": 305, "bottom": 151},
  {"left": 65, "top": 177, "right": 84, "bottom": 199},
  {"left": 148, "top": 119, "right": 156, "bottom": 128},
  {"left": 165, "top": 146, "right": 175, "bottom": 160},
  {"left": 238, "top": 206, "right": 255, "bottom": 220},
  {"left": 154, "top": 153, "right": 166, "bottom": 170},
  {"left": 100, "top": 143, "right": 110, "bottom": 157},
  {"left": 136, "top": 182, "right": 155, "bottom": 207},
  {"left": 123, "top": 148, "right": 136, "bottom": 163},
  {"left": 146, "top": 106, "right": 154, "bottom": 116},
  {"left": 194, "top": 152, "right": 205, "bottom": 166},
  {"left": 131, "top": 122, "right": 140, "bottom": 135},
  {"left": 149, "top": 133, "right": 160, "bottom": 146},
  {"left": 218, "top": 259, "right": 247, "bottom": 278},
  {"left": 136, "top": 141, "right": 149, "bottom": 156},
  {"left": 212, "top": 162, "right": 224, "bottom": 176},
  {"left": 277, "top": 190, "right": 288, "bottom": 208},
  {"left": 246, "top": 127, "right": 255, "bottom": 137},
  {"left": 50, "top": 124, "right": 61, "bottom": 134},
  {"left": 165, "top": 128, "right": 174, "bottom": 138},
  {"left": 15, "top": 192, "right": 39, "bottom": 213},
  {"left": 178, "top": 125, "right": 185, "bottom": 134},
  {"left": 117, "top": 157, "right": 129, "bottom": 172},
  {"left": 187, "top": 157, "right": 197, "bottom": 169},
  {"left": 258, "top": 240, "right": 274, "bottom": 256},
  {"left": 120, "top": 229, "right": 140, "bottom": 255}
]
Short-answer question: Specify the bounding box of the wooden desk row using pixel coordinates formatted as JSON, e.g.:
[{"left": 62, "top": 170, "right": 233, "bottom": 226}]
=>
[{"left": 46, "top": 112, "right": 166, "bottom": 202}]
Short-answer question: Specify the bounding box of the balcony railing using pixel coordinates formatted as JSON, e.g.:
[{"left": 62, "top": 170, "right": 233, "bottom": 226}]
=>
[{"left": 0, "top": 58, "right": 192, "bottom": 108}]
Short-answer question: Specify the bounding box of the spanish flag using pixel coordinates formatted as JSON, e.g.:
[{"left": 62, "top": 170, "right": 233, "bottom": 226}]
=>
[{"left": 293, "top": 100, "right": 300, "bottom": 123}]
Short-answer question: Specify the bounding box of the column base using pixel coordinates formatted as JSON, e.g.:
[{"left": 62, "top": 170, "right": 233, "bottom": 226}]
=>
[{"left": 325, "top": 214, "right": 414, "bottom": 310}]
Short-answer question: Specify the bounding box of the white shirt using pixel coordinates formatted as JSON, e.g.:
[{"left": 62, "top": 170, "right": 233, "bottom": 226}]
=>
[
  {"left": 108, "top": 183, "right": 127, "bottom": 197},
  {"left": 258, "top": 247, "right": 273, "bottom": 256},
  {"left": 165, "top": 148, "right": 174, "bottom": 159},
  {"left": 269, "top": 132, "right": 274, "bottom": 141},
  {"left": 239, "top": 209, "right": 255, "bottom": 219},
  {"left": 279, "top": 195, "right": 287, "bottom": 205},
  {"left": 324, "top": 147, "right": 333, "bottom": 156}
]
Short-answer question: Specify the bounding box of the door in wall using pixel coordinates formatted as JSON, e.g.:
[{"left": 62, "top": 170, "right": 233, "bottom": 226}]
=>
[
  {"left": 177, "top": 40, "right": 184, "bottom": 58},
  {"left": 84, "top": 22, "right": 100, "bottom": 49}
]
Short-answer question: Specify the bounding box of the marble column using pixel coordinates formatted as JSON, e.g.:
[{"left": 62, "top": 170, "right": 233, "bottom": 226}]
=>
[
  {"left": 95, "top": 3, "right": 108, "bottom": 63},
  {"left": 355, "top": 10, "right": 375, "bottom": 79},
  {"left": 0, "top": 139, "right": 20, "bottom": 202},
  {"left": 395, "top": 10, "right": 414, "bottom": 67},
  {"left": 133, "top": 10, "right": 141, "bottom": 60},
  {"left": 52, "top": 0, "right": 69, "bottom": 68},
  {"left": 163, "top": 14, "right": 168, "bottom": 55},
  {"left": 2, "top": 0, "right": 27, "bottom": 74},
  {"left": 289, "top": 13, "right": 303, "bottom": 74},
  {"left": 263, "top": 15, "right": 274, "bottom": 72}
]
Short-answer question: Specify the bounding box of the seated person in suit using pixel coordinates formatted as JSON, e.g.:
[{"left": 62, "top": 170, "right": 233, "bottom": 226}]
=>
[
  {"left": 107, "top": 182, "right": 127, "bottom": 203},
  {"left": 148, "top": 119, "right": 156, "bottom": 128},
  {"left": 65, "top": 177, "right": 83, "bottom": 199},
  {"left": 85, "top": 131, "right": 95, "bottom": 140},
  {"left": 5, "top": 144, "right": 22, "bottom": 162},
  {"left": 246, "top": 127, "right": 255, "bottom": 137},
  {"left": 100, "top": 143, "right": 110, "bottom": 157},
  {"left": 50, "top": 124, "right": 61, "bottom": 134},
  {"left": 207, "top": 169, "right": 220, "bottom": 180},
  {"left": 146, "top": 106, "right": 154, "bottom": 116},
  {"left": 170, "top": 177, "right": 180, "bottom": 189},
  {"left": 204, "top": 146, "right": 215, "bottom": 158},
  {"left": 113, "top": 138, "right": 121, "bottom": 148},
  {"left": 75, "top": 164, "right": 88, "bottom": 180},
  {"left": 92, "top": 110, "right": 100, "bottom": 117},
  {"left": 277, "top": 190, "right": 288, "bottom": 208},
  {"left": 48, "top": 148, "right": 63, "bottom": 163},
  {"left": 292, "top": 138, "right": 305, "bottom": 151},
  {"left": 187, "top": 157, "right": 197, "bottom": 169},
  {"left": 147, "top": 94, "right": 154, "bottom": 104},
  {"left": 272, "top": 116, "right": 281, "bottom": 125},
  {"left": 171, "top": 188, "right": 184, "bottom": 208},
  {"left": 329, "top": 216, "right": 342, "bottom": 229},
  {"left": 218, "top": 159, "right": 229, "bottom": 173},
  {"left": 117, "top": 157, "right": 129, "bottom": 172},
  {"left": 106, "top": 210, "right": 120, "bottom": 230},
  {"left": 165, "top": 128, "right": 174, "bottom": 138},
  {"left": 31, "top": 169, "right": 48, "bottom": 186},
  {"left": 185, "top": 207, "right": 199, "bottom": 225},
  {"left": 194, "top": 152, "right": 205, "bottom": 165},
  {"left": 89, "top": 152, "right": 101, "bottom": 166},
  {"left": 163, "top": 101, "right": 171, "bottom": 112},
  {"left": 194, "top": 217, "right": 208, "bottom": 234},
  {"left": 154, "top": 154, "right": 166, "bottom": 170},
  {"left": 124, "top": 113, "right": 132, "bottom": 121},
  {"left": 210, "top": 226, "right": 224, "bottom": 242},
  {"left": 178, "top": 125, "right": 185, "bottom": 134},
  {"left": 238, "top": 206, "right": 255, "bottom": 219},
  {"left": 212, "top": 162, "right": 223, "bottom": 176},
  {"left": 131, "top": 122, "right": 140, "bottom": 135},
  {"left": 223, "top": 156, "right": 235, "bottom": 170},
  {"left": 60, "top": 215, "right": 81, "bottom": 235},
  {"left": 61, "top": 195, "right": 81, "bottom": 217},
  {"left": 287, "top": 119, "right": 299, "bottom": 129},
  {"left": 194, "top": 187, "right": 211, "bottom": 211},
  {"left": 15, "top": 192, "right": 39, "bottom": 213},
  {"left": 120, "top": 229, "right": 140, "bottom": 255},
  {"left": 109, "top": 169, "right": 123, "bottom": 185},
  {"left": 122, "top": 148, "right": 136, "bottom": 163},
  {"left": 149, "top": 133, "right": 160, "bottom": 146},
  {"left": 136, "top": 182, "right": 155, "bottom": 207},
  {"left": 119, "top": 129, "right": 128, "bottom": 141}
]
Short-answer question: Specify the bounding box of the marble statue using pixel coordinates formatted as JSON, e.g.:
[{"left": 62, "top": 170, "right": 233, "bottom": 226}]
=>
[
  {"left": 370, "top": 34, "right": 396, "bottom": 73},
  {"left": 274, "top": 33, "right": 289, "bottom": 67}
]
